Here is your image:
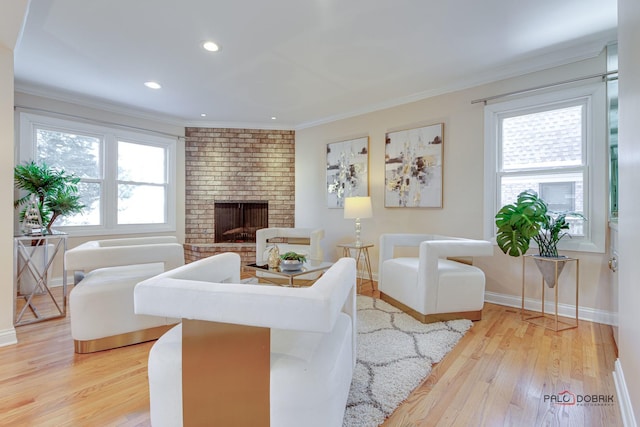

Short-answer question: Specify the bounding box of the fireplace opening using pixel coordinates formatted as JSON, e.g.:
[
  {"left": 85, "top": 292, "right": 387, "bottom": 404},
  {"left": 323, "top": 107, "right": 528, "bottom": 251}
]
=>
[{"left": 214, "top": 201, "right": 268, "bottom": 243}]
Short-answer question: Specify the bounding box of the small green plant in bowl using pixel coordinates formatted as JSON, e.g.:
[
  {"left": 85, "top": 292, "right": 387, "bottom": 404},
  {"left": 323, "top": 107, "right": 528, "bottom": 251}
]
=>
[
  {"left": 280, "top": 252, "right": 307, "bottom": 262},
  {"left": 279, "top": 252, "right": 307, "bottom": 271}
]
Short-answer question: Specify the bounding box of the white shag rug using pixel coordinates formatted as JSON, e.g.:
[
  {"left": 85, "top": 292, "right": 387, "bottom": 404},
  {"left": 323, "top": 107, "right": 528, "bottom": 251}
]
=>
[{"left": 343, "top": 296, "right": 473, "bottom": 427}]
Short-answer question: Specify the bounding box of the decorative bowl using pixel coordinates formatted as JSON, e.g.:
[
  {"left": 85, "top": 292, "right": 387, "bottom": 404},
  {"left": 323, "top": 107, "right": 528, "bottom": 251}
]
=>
[{"left": 280, "top": 260, "right": 303, "bottom": 271}]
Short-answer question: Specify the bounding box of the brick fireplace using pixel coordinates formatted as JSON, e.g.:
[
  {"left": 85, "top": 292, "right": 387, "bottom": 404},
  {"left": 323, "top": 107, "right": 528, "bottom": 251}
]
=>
[{"left": 184, "top": 127, "right": 295, "bottom": 263}]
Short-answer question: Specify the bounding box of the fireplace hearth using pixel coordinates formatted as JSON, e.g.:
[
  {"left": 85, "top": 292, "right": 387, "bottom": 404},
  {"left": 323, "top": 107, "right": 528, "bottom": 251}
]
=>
[{"left": 214, "top": 201, "right": 268, "bottom": 243}]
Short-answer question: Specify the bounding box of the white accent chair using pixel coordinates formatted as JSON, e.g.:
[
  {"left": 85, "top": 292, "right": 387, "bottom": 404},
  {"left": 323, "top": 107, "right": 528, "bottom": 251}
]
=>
[
  {"left": 378, "top": 234, "right": 493, "bottom": 323},
  {"left": 255, "top": 227, "right": 325, "bottom": 281},
  {"left": 134, "top": 253, "right": 356, "bottom": 427},
  {"left": 65, "top": 236, "right": 185, "bottom": 353}
]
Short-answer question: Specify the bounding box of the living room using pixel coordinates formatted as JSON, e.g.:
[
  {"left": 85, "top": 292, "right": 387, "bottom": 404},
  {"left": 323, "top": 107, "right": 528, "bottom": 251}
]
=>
[{"left": 1, "top": 1, "right": 639, "bottom": 426}]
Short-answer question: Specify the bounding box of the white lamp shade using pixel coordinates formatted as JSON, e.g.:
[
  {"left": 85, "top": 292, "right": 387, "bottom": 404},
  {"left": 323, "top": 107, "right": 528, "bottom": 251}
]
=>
[{"left": 344, "top": 197, "right": 372, "bottom": 219}]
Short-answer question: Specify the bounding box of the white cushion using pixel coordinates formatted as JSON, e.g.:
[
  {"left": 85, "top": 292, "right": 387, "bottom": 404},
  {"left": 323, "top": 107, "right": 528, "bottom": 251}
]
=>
[
  {"left": 380, "top": 257, "right": 421, "bottom": 309},
  {"left": 436, "top": 259, "right": 486, "bottom": 312}
]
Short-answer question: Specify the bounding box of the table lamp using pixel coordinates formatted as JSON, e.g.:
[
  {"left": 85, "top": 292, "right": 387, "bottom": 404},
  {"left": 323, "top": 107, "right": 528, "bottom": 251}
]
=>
[{"left": 344, "top": 196, "right": 372, "bottom": 247}]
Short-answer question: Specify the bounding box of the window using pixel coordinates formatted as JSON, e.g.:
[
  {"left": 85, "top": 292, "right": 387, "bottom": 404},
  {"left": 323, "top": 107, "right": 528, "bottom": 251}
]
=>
[
  {"left": 117, "top": 141, "right": 167, "bottom": 225},
  {"left": 35, "top": 126, "right": 102, "bottom": 226},
  {"left": 539, "top": 182, "right": 575, "bottom": 212},
  {"left": 19, "top": 113, "right": 176, "bottom": 236},
  {"left": 484, "top": 84, "right": 606, "bottom": 253}
]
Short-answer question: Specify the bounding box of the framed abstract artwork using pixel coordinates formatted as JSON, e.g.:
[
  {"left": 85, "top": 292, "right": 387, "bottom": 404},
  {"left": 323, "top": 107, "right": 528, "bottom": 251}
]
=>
[
  {"left": 326, "top": 136, "right": 369, "bottom": 208},
  {"left": 384, "top": 123, "right": 444, "bottom": 208}
]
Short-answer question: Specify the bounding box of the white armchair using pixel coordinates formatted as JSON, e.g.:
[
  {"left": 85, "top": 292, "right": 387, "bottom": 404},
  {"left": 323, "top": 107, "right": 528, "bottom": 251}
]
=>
[
  {"left": 134, "top": 252, "right": 356, "bottom": 427},
  {"left": 65, "top": 236, "right": 185, "bottom": 353},
  {"left": 255, "top": 227, "right": 325, "bottom": 281},
  {"left": 378, "top": 234, "right": 493, "bottom": 323}
]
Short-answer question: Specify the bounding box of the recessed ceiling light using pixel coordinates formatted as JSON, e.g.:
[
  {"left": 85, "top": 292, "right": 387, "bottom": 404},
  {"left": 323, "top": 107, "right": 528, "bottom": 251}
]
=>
[
  {"left": 271, "top": 116, "right": 277, "bottom": 120},
  {"left": 200, "top": 113, "right": 207, "bottom": 117},
  {"left": 144, "top": 81, "right": 161, "bottom": 89},
  {"left": 202, "top": 41, "right": 220, "bottom": 52}
]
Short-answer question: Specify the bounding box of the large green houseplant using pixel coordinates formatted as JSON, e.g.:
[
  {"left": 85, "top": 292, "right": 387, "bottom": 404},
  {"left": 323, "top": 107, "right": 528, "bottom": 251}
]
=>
[
  {"left": 14, "top": 161, "right": 85, "bottom": 232},
  {"left": 495, "top": 189, "right": 581, "bottom": 287},
  {"left": 14, "top": 161, "right": 85, "bottom": 295}
]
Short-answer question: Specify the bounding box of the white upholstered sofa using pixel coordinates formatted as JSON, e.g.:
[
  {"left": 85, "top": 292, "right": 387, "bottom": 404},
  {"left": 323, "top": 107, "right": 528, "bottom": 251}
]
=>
[
  {"left": 378, "top": 234, "right": 493, "bottom": 323},
  {"left": 134, "top": 252, "right": 356, "bottom": 427},
  {"left": 65, "top": 236, "right": 184, "bottom": 353}
]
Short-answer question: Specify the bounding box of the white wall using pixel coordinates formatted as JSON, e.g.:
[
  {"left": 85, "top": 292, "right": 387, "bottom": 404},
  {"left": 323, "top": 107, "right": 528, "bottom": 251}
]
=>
[
  {"left": 296, "top": 53, "right": 616, "bottom": 320},
  {"left": 616, "top": 0, "right": 640, "bottom": 422},
  {"left": 0, "top": 0, "right": 29, "bottom": 347}
]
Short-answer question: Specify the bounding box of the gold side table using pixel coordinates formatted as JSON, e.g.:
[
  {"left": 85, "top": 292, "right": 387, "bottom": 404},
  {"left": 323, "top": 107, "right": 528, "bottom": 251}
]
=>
[
  {"left": 337, "top": 243, "right": 374, "bottom": 292},
  {"left": 521, "top": 255, "right": 579, "bottom": 331}
]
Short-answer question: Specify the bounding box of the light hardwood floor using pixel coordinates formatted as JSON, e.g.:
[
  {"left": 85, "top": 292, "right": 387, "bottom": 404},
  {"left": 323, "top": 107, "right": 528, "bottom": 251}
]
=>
[{"left": 0, "top": 286, "right": 622, "bottom": 427}]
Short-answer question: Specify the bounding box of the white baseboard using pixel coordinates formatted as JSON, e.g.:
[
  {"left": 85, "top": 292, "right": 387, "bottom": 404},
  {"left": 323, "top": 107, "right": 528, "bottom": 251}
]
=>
[
  {"left": 484, "top": 291, "right": 618, "bottom": 326},
  {"left": 614, "top": 359, "right": 638, "bottom": 427},
  {"left": 0, "top": 327, "right": 18, "bottom": 347},
  {"left": 49, "top": 276, "right": 64, "bottom": 287}
]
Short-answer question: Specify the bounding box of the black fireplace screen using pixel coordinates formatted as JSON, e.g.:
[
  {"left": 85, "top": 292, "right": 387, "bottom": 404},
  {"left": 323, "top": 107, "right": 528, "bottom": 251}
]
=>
[{"left": 214, "top": 201, "right": 268, "bottom": 242}]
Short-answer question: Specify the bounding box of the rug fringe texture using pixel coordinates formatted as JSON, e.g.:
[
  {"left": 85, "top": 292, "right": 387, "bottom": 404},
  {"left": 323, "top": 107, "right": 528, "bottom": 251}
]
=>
[{"left": 343, "top": 296, "right": 473, "bottom": 427}]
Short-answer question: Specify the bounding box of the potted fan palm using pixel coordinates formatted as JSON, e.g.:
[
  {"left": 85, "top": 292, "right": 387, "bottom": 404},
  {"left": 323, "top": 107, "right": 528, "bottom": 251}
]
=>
[
  {"left": 14, "top": 160, "right": 84, "bottom": 233},
  {"left": 14, "top": 161, "right": 85, "bottom": 294},
  {"left": 495, "top": 189, "right": 582, "bottom": 287}
]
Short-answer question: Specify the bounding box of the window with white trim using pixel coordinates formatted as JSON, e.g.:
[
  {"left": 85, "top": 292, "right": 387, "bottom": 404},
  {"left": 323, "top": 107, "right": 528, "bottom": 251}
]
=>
[
  {"left": 484, "top": 84, "right": 606, "bottom": 253},
  {"left": 19, "top": 112, "right": 176, "bottom": 236}
]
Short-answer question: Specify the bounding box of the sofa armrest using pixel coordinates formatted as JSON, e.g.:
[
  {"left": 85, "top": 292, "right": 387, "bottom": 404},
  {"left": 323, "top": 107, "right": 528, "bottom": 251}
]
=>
[
  {"left": 65, "top": 240, "right": 184, "bottom": 273},
  {"left": 414, "top": 238, "right": 492, "bottom": 310},
  {"left": 308, "top": 228, "right": 325, "bottom": 261},
  {"left": 94, "top": 236, "right": 178, "bottom": 247},
  {"left": 418, "top": 238, "right": 492, "bottom": 278},
  {"left": 134, "top": 254, "right": 356, "bottom": 334},
  {"left": 419, "top": 239, "right": 493, "bottom": 261},
  {"left": 256, "top": 228, "right": 325, "bottom": 263},
  {"left": 379, "top": 234, "right": 435, "bottom": 279}
]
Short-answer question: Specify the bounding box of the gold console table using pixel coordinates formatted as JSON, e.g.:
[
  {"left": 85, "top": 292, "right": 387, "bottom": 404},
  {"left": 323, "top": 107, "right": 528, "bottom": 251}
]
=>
[{"left": 521, "top": 255, "right": 579, "bottom": 332}]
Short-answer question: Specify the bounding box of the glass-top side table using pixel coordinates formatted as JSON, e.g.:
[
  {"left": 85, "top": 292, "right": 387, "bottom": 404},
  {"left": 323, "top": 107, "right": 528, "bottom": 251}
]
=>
[
  {"left": 14, "top": 231, "right": 68, "bottom": 326},
  {"left": 521, "top": 254, "right": 579, "bottom": 332},
  {"left": 337, "top": 242, "right": 375, "bottom": 292}
]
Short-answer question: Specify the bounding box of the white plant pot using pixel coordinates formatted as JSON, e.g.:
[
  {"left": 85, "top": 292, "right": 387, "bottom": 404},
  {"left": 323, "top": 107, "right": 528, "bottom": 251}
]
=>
[
  {"left": 280, "top": 260, "right": 303, "bottom": 271},
  {"left": 533, "top": 255, "right": 568, "bottom": 288},
  {"left": 17, "top": 243, "right": 55, "bottom": 296}
]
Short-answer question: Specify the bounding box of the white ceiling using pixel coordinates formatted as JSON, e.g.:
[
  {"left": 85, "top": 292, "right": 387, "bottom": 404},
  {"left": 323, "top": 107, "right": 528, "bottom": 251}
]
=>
[{"left": 13, "top": 0, "right": 617, "bottom": 129}]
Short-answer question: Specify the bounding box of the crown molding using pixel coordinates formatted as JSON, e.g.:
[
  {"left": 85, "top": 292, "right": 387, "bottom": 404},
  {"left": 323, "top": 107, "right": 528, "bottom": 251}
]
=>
[
  {"left": 14, "top": 82, "right": 187, "bottom": 128},
  {"left": 183, "top": 120, "right": 295, "bottom": 131},
  {"left": 295, "top": 34, "right": 615, "bottom": 130},
  {"left": 15, "top": 82, "right": 297, "bottom": 131}
]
